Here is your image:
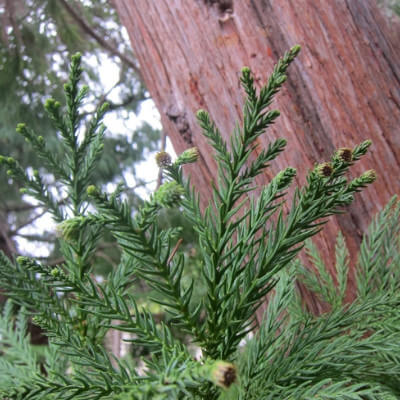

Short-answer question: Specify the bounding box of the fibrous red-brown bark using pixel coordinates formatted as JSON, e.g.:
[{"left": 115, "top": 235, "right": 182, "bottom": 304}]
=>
[{"left": 114, "top": 0, "right": 400, "bottom": 312}]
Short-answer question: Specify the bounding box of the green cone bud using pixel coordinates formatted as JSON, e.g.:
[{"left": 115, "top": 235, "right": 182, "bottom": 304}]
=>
[
  {"left": 196, "top": 109, "right": 208, "bottom": 120},
  {"left": 176, "top": 147, "right": 199, "bottom": 166},
  {"left": 71, "top": 52, "right": 82, "bottom": 63},
  {"left": 154, "top": 181, "right": 185, "bottom": 208},
  {"left": 361, "top": 169, "right": 377, "bottom": 183},
  {"left": 16, "top": 256, "right": 30, "bottom": 265},
  {"left": 275, "top": 167, "right": 296, "bottom": 190},
  {"left": 291, "top": 44, "right": 301, "bottom": 56},
  {"left": 57, "top": 217, "right": 85, "bottom": 243},
  {"left": 87, "top": 185, "right": 99, "bottom": 196},
  {"left": 16, "top": 123, "right": 26, "bottom": 134},
  {"left": 241, "top": 66, "right": 250, "bottom": 74}
]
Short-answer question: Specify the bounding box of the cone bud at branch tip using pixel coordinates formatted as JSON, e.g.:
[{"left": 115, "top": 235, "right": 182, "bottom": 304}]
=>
[
  {"left": 16, "top": 256, "right": 29, "bottom": 265},
  {"left": 44, "top": 98, "right": 61, "bottom": 111},
  {"left": 155, "top": 151, "right": 172, "bottom": 168},
  {"left": 0, "top": 155, "right": 15, "bottom": 166},
  {"left": 276, "top": 167, "right": 296, "bottom": 189},
  {"left": 57, "top": 217, "right": 85, "bottom": 243},
  {"left": 100, "top": 102, "right": 110, "bottom": 113},
  {"left": 316, "top": 162, "right": 333, "bottom": 177},
  {"left": 210, "top": 361, "right": 237, "bottom": 389},
  {"left": 154, "top": 181, "right": 185, "bottom": 208},
  {"left": 87, "top": 185, "right": 99, "bottom": 196},
  {"left": 291, "top": 44, "right": 301, "bottom": 55},
  {"left": 336, "top": 147, "right": 353, "bottom": 163},
  {"left": 196, "top": 109, "right": 207, "bottom": 119},
  {"left": 16, "top": 123, "right": 26, "bottom": 133},
  {"left": 176, "top": 147, "right": 199, "bottom": 165},
  {"left": 50, "top": 268, "right": 59, "bottom": 277},
  {"left": 355, "top": 139, "right": 373, "bottom": 157},
  {"left": 241, "top": 66, "right": 251, "bottom": 75},
  {"left": 71, "top": 52, "right": 82, "bottom": 63},
  {"left": 363, "top": 139, "right": 372, "bottom": 148},
  {"left": 362, "top": 169, "right": 377, "bottom": 183}
]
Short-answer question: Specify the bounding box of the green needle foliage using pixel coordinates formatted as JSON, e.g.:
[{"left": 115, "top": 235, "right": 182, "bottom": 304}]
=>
[{"left": 0, "top": 46, "right": 396, "bottom": 399}]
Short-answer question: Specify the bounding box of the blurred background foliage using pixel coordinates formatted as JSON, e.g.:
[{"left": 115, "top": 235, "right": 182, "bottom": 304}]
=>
[
  {"left": 0, "top": 0, "right": 161, "bottom": 262},
  {"left": 379, "top": 0, "right": 400, "bottom": 16}
]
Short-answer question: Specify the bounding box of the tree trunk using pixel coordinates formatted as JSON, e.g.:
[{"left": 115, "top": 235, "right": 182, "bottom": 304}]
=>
[{"left": 114, "top": 0, "right": 400, "bottom": 312}]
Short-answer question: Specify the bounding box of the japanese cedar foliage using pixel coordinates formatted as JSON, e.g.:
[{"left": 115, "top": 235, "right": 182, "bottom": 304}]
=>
[{"left": 0, "top": 48, "right": 399, "bottom": 399}]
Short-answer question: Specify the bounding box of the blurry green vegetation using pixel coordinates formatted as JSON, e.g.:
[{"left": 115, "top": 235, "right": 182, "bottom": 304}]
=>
[{"left": 0, "top": 0, "right": 160, "bottom": 264}]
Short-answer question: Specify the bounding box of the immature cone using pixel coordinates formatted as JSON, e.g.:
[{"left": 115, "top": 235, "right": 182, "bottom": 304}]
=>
[
  {"left": 57, "top": 217, "right": 85, "bottom": 243},
  {"left": 291, "top": 44, "right": 302, "bottom": 56},
  {"left": 155, "top": 151, "right": 172, "bottom": 168},
  {"left": 176, "top": 147, "right": 199, "bottom": 165},
  {"left": 241, "top": 66, "right": 251, "bottom": 75},
  {"left": 362, "top": 169, "right": 377, "bottom": 183},
  {"left": 275, "top": 167, "right": 297, "bottom": 190},
  {"left": 210, "top": 361, "right": 237, "bottom": 389},
  {"left": 16, "top": 123, "right": 27, "bottom": 133},
  {"left": 316, "top": 162, "right": 333, "bottom": 177},
  {"left": 154, "top": 181, "right": 184, "bottom": 208},
  {"left": 87, "top": 185, "right": 99, "bottom": 196},
  {"left": 336, "top": 147, "right": 353, "bottom": 163}
]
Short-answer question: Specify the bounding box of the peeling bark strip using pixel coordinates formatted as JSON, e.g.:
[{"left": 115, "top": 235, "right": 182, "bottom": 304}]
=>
[{"left": 114, "top": 0, "right": 400, "bottom": 311}]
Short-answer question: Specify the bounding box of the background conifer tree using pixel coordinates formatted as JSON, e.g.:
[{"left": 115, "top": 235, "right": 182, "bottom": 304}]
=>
[{"left": 0, "top": 0, "right": 160, "bottom": 263}]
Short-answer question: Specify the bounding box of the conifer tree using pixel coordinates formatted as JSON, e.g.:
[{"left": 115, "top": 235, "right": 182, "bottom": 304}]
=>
[
  {"left": 1, "top": 48, "right": 399, "bottom": 400},
  {"left": 0, "top": 0, "right": 159, "bottom": 262}
]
